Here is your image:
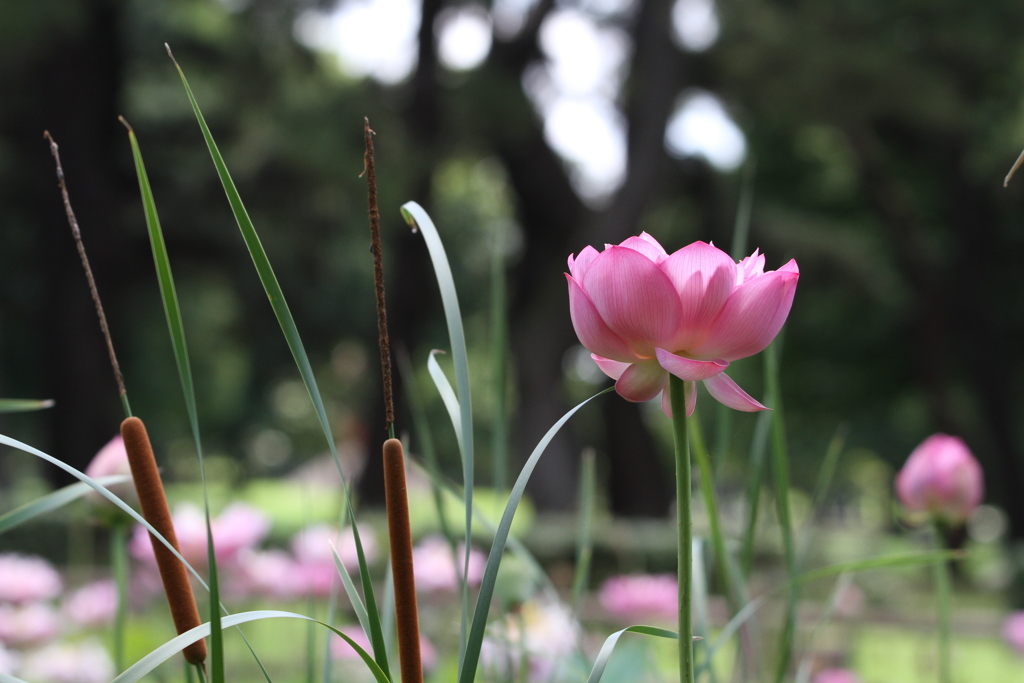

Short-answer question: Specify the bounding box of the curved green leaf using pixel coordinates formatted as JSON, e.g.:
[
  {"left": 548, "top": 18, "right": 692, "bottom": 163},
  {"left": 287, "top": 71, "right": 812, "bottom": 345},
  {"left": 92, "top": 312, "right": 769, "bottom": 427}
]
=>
[
  {"left": 168, "top": 52, "right": 388, "bottom": 680},
  {"left": 0, "top": 399, "right": 54, "bottom": 414},
  {"left": 401, "top": 201, "right": 475, "bottom": 666},
  {"left": 0, "top": 475, "right": 129, "bottom": 534},
  {"left": 587, "top": 625, "right": 679, "bottom": 683},
  {"left": 458, "top": 388, "right": 611, "bottom": 683},
  {"left": 112, "top": 610, "right": 389, "bottom": 683}
]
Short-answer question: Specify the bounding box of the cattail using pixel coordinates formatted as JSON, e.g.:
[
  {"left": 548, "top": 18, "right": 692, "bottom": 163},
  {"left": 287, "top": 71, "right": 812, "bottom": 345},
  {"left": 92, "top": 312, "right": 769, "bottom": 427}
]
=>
[
  {"left": 121, "top": 416, "right": 207, "bottom": 665},
  {"left": 382, "top": 438, "right": 423, "bottom": 683}
]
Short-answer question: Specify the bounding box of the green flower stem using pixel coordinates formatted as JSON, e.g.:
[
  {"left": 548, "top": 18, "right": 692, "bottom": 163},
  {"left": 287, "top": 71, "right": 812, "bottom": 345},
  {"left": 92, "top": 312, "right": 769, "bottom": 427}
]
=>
[
  {"left": 934, "top": 522, "right": 952, "bottom": 683},
  {"left": 670, "top": 376, "right": 694, "bottom": 683}
]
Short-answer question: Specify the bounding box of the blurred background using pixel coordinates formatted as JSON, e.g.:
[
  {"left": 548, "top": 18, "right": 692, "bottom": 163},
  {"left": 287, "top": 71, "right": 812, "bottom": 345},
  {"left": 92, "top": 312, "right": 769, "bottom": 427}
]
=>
[{"left": 2, "top": 0, "right": 1024, "bottom": 599}]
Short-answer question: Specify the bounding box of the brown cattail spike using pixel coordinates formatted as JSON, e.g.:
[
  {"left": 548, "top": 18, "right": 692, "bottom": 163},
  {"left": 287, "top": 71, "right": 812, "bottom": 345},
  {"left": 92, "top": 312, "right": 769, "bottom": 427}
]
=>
[
  {"left": 120, "top": 417, "right": 207, "bottom": 665},
  {"left": 382, "top": 438, "right": 423, "bottom": 683},
  {"left": 364, "top": 118, "right": 395, "bottom": 434}
]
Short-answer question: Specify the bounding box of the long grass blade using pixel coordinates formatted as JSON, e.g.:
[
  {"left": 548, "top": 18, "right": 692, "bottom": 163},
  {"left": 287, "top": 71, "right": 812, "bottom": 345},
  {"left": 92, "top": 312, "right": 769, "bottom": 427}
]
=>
[
  {"left": 764, "top": 336, "right": 797, "bottom": 683},
  {"left": 570, "top": 448, "right": 597, "bottom": 613},
  {"left": 793, "top": 573, "right": 854, "bottom": 683},
  {"left": 427, "top": 351, "right": 464, "bottom": 455},
  {"left": 0, "top": 475, "right": 128, "bottom": 534},
  {"left": 586, "top": 625, "right": 679, "bottom": 683},
  {"left": 0, "top": 399, "right": 54, "bottom": 414},
  {"left": 123, "top": 122, "right": 225, "bottom": 680},
  {"left": 401, "top": 201, "right": 476, "bottom": 669},
  {"left": 691, "top": 539, "right": 718, "bottom": 683},
  {"left": 697, "top": 549, "right": 961, "bottom": 676},
  {"left": 740, "top": 411, "right": 771, "bottom": 575},
  {"left": 167, "top": 51, "right": 388, "bottom": 680},
  {"left": 490, "top": 229, "right": 509, "bottom": 491},
  {"left": 331, "top": 544, "right": 372, "bottom": 642},
  {"left": 457, "top": 389, "right": 611, "bottom": 683},
  {"left": 111, "top": 611, "right": 390, "bottom": 683},
  {"left": 689, "top": 412, "right": 740, "bottom": 612},
  {"left": 797, "top": 425, "right": 847, "bottom": 569}
]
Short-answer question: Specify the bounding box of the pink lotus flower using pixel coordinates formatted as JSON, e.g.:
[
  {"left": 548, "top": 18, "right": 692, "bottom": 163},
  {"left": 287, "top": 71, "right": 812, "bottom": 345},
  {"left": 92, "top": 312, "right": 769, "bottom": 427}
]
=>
[
  {"left": 17, "top": 638, "right": 114, "bottom": 683},
  {"left": 0, "top": 554, "right": 62, "bottom": 604},
  {"left": 290, "top": 524, "right": 378, "bottom": 597},
  {"left": 62, "top": 580, "right": 117, "bottom": 629},
  {"left": 598, "top": 574, "right": 678, "bottom": 621},
  {"left": 130, "top": 502, "right": 270, "bottom": 569},
  {"left": 84, "top": 435, "right": 136, "bottom": 508},
  {"left": 0, "top": 603, "right": 60, "bottom": 648},
  {"left": 566, "top": 234, "right": 798, "bottom": 415},
  {"left": 412, "top": 535, "right": 486, "bottom": 592},
  {"left": 896, "top": 434, "right": 984, "bottom": 524},
  {"left": 1002, "top": 611, "right": 1024, "bottom": 654}
]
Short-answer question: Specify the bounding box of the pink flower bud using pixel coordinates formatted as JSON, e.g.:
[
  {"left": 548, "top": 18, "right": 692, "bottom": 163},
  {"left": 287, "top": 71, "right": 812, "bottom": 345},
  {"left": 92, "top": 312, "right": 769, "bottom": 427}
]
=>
[
  {"left": 85, "top": 435, "right": 136, "bottom": 507},
  {"left": 567, "top": 235, "right": 797, "bottom": 416},
  {"left": 895, "top": 434, "right": 984, "bottom": 524}
]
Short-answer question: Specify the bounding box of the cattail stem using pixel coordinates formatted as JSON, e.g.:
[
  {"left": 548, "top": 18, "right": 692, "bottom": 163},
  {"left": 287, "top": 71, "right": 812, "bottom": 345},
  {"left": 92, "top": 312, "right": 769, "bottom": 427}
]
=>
[
  {"left": 383, "top": 438, "right": 423, "bottom": 683},
  {"left": 363, "top": 117, "right": 395, "bottom": 437},
  {"left": 44, "top": 131, "right": 131, "bottom": 418},
  {"left": 121, "top": 416, "right": 207, "bottom": 665}
]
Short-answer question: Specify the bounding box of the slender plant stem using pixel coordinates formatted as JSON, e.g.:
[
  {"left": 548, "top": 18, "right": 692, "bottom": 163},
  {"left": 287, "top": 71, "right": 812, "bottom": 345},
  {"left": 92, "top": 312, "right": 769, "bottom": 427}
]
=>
[
  {"left": 111, "top": 521, "right": 129, "bottom": 673},
  {"left": 934, "top": 523, "right": 952, "bottom": 683},
  {"left": 45, "top": 131, "right": 133, "bottom": 418},
  {"left": 669, "top": 376, "right": 694, "bottom": 683}
]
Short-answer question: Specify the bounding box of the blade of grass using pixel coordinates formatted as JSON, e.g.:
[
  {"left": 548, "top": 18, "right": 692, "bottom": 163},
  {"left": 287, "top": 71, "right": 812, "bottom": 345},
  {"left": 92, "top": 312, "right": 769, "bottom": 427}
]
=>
[
  {"left": 740, "top": 411, "right": 771, "bottom": 575},
  {"left": 689, "top": 410, "right": 740, "bottom": 613},
  {"left": 331, "top": 544, "right": 372, "bottom": 642},
  {"left": 112, "top": 521, "right": 130, "bottom": 673},
  {"left": 123, "top": 121, "right": 224, "bottom": 680},
  {"left": 764, "top": 335, "right": 797, "bottom": 683},
  {"left": 796, "top": 425, "right": 847, "bottom": 570},
  {"left": 167, "top": 50, "right": 388, "bottom": 680},
  {"left": 0, "top": 475, "right": 128, "bottom": 534},
  {"left": 793, "top": 573, "right": 854, "bottom": 683},
  {"left": 0, "top": 399, "right": 54, "bottom": 413},
  {"left": 586, "top": 625, "right": 679, "bottom": 683},
  {"left": 570, "top": 448, "right": 597, "bottom": 614},
  {"left": 457, "top": 388, "right": 611, "bottom": 683},
  {"left": 427, "top": 351, "right": 464, "bottom": 455},
  {"left": 112, "top": 611, "right": 391, "bottom": 683},
  {"left": 401, "top": 200, "right": 476, "bottom": 671},
  {"left": 490, "top": 229, "right": 508, "bottom": 492},
  {"left": 696, "top": 549, "right": 962, "bottom": 677},
  {"left": 692, "top": 539, "right": 718, "bottom": 683}
]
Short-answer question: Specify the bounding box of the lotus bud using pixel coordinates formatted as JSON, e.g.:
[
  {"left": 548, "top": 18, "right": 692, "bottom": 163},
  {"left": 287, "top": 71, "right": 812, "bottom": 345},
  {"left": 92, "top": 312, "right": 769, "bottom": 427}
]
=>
[{"left": 895, "top": 434, "right": 984, "bottom": 525}]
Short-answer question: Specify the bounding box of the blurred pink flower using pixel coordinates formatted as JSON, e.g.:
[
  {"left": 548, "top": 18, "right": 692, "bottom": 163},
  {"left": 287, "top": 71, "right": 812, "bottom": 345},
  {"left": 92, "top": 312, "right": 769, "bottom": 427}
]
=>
[
  {"left": 291, "top": 524, "right": 378, "bottom": 597},
  {"left": 84, "top": 435, "right": 135, "bottom": 507},
  {"left": 0, "top": 554, "right": 62, "bottom": 603},
  {"left": 211, "top": 503, "right": 270, "bottom": 563},
  {"left": 599, "top": 574, "right": 678, "bottom": 621},
  {"left": 330, "top": 626, "right": 437, "bottom": 671},
  {"left": 17, "top": 638, "right": 114, "bottom": 683},
  {"left": 412, "top": 535, "right": 486, "bottom": 592},
  {"left": 130, "top": 502, "right": 270, "bottom": 569},
  {"left": 237, "top": 549, "right": 304, "bottom": 600},
  {"left": 896, "top": 434, "right": 984, "bottom": 524},
  {"left": 0, "top": 603, "right": 60, "bottom": 648},
  {"left": 62, "top": 580, "right": 117, "bottom": 629},
  {"left": 130, "top": 502, "right": 208, "bottom": 567},
  {"left": 482, "top": 597, "right": 580, "bottom": 682},
  {"left": 812, "top": 669, "right": 861, "bottom": 683},
  {"left": 567, "top": 235, "right": 798, "bottom": 416},
  {"left": 329, "top": 625, "right": 371, "bottom": 661},
  {"left": 1002, "top": 611, "right": 1024, "bottom": 654}
]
